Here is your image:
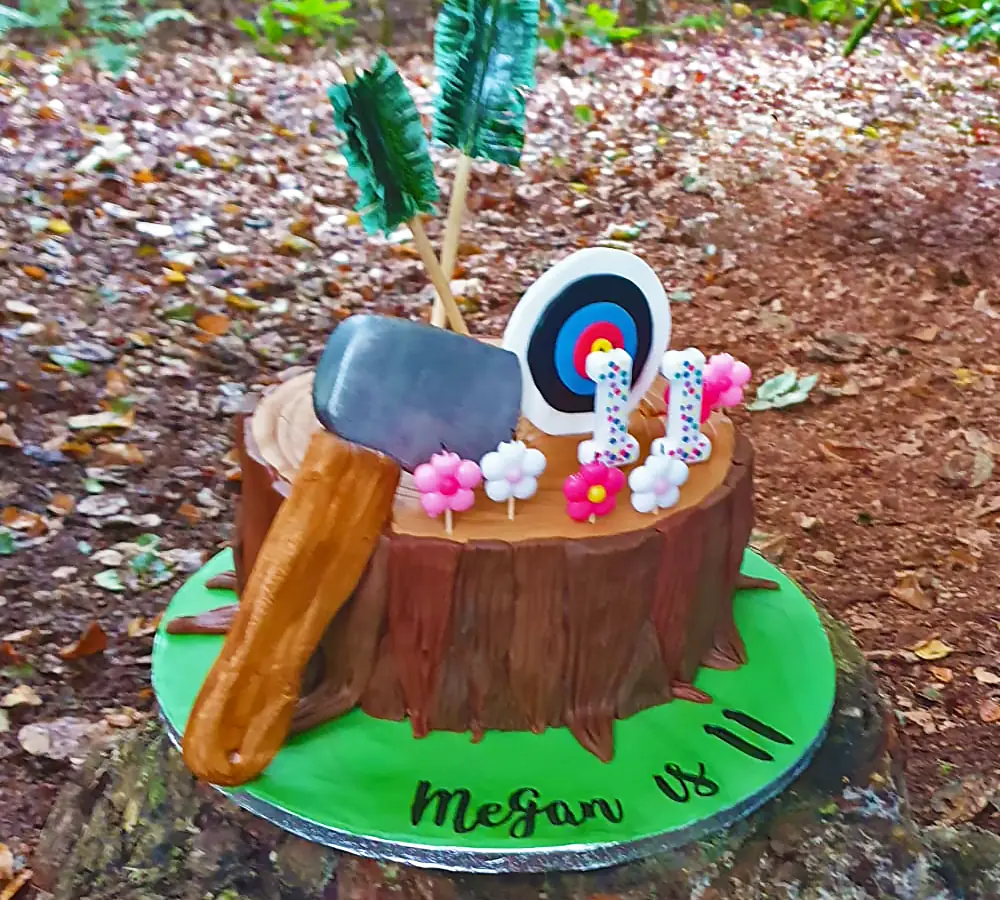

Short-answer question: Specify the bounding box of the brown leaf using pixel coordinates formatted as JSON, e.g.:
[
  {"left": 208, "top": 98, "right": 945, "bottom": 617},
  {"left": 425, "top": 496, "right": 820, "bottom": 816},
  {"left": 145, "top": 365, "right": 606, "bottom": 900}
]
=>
[
  {"left": 1, "top": 507, "right": 47, "bottom": 536},
  {"left": 929, "top": 666, "right": 954, "bottom": 683},
  {"left": 0, "top": 424, "right": 22, "bottom": 448},
  {"left": 47, "top": 494, "right": 75, "bottom": 516},
  {"left": 195, "top": 313, "right": 231, "bottom": 337},
  {"left": 813, "top": 549, "right": 837, "bottom": 566},
  {"left": 178, "top": 501, "right": 202, "bottom": 526},
  {"left": 126, "top": 614, "right": 161, "bottom": 638},
  {"left": 59, "top": 621, "right": 108, "bottom": 660},
  {"left": 912, "top": 638, "right": 954, "bottom": 661},
  {"left": 0, "top": 843, "right": 13, "bottom": 881},
  {"left": 105, "top": 369, "right": 130, "bottom": 397},
  {"left": 0, "top": 868, "right": 32, "bottom": 900},
  {"left": 911, "top": 324, "right": 940, "bottom": 343},
  {"left": 979, "top": 697, "right": 1000, "bottom": 724},
  {"left": 59, "top": 439, "right": 93, "bottom": 459},
  {"left": 930, "top": 775, "right": 995, "bottom": 825},
  {"left": 890, "top": 572, "right": 934, "bottom": 611},
  {"left": 94, "top": 442, "right": 145, "bottom": 466}
]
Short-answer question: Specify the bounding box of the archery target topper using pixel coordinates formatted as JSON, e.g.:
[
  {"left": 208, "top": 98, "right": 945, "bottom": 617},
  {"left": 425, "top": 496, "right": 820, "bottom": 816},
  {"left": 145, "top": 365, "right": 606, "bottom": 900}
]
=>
[{"left": 503, "top": 248, "right": 671, "bottom": 436}]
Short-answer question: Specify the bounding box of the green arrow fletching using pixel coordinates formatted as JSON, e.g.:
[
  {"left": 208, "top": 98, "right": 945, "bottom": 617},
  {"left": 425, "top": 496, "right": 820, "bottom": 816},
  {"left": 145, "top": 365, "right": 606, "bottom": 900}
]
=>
[
  {"left": 329, "top": 54, "right": 440, "bottom": 235},
  {"left": 433, "top": 0, "right": 540, "bottom": 167}
]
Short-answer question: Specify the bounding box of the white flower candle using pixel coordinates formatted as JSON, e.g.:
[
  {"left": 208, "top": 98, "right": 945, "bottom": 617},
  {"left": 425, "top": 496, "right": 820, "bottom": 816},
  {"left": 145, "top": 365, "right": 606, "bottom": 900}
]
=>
[{"left": 480, "top": 440, "right": 548, "bottom": 520}]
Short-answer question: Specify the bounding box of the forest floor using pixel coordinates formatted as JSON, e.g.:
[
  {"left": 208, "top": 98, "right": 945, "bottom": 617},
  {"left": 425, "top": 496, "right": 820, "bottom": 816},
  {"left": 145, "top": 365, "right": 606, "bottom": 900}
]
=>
[{"left": 1, "top": 15, "right": 999, "bottom": 894}]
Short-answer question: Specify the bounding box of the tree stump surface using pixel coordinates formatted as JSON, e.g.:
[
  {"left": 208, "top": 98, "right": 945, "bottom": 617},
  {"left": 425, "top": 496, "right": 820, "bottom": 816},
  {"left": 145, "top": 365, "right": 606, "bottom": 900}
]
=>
[{"left": 33, "top": 611, "right": 1000, "bottom": 900}]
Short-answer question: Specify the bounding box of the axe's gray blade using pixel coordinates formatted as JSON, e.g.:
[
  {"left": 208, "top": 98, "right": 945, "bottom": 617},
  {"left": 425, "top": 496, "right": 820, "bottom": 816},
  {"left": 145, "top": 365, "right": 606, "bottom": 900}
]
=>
[{"left": 313, "top": 316, "right": 522, "bottom": 473}]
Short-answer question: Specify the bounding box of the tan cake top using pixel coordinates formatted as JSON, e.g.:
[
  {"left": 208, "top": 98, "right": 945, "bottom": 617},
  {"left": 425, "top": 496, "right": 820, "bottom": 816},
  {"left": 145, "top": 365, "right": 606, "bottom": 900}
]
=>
[{"left": 250, "top": 371, "right": 735, "bottom": 544}]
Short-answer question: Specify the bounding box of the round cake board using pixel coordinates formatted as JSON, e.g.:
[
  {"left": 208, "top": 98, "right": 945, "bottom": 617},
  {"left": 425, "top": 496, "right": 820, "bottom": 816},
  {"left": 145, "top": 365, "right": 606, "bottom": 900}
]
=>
[{"left": 153, "top": 549, "right": 835, "bottom": 874}]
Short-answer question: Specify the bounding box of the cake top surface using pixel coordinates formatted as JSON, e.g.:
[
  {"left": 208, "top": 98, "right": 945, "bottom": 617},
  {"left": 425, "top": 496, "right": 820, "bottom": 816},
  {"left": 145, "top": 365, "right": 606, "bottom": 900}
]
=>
[{"left": 251, "top": 370, "right": 736, "bottom": 544}]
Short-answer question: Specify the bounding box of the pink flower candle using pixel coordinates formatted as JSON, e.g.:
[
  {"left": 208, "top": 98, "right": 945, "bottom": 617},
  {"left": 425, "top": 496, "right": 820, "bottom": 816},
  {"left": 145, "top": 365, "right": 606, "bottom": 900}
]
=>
[
  {"left": 563, "top": 462, "right": 626, "bottom": 523},
  {"left": 414, "top": 451, "right": 483, "bottom": 535}
]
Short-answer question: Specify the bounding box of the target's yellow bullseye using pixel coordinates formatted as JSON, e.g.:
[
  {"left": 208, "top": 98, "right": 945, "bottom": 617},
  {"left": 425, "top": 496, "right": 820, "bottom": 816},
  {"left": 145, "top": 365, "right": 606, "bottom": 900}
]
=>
[{"left": 590, "top": 337, "right": 614, "bottom": 354}]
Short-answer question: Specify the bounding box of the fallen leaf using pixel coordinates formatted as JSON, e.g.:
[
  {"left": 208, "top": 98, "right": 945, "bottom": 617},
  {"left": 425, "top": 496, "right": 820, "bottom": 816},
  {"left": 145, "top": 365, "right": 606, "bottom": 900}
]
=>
[
  {"left": 105, "top": 369, "right": 130, "bottom": 397},
  {"left": 94, "top": 443, "right": 145, "bottom": 466},
  {"left": 177, "top": 501, "right": 202, "bottom": 526},
  {"left": 77, "top": 494, "right": 128, "bottom": 517},
  {"left": 911, "top": 324, "right": 940, "bottom": 342},
  {"left": 126, "top": 614, "right": 162, "bottom": 638},
  {"left": 93, "top": 570, "right": 125, "bottom": 593},
  {"left": 953, "top": 368, "right": 978, "bottom": 388},
  {"left": 17, "top": 716, "right": 111, "bottom": 761},
  {"left": 890, "top": 572, "right": 934, "bottom": 611},
  {"left": 979, "top": 697, "right": 1000, "bottom": 724},
  {"left": 930, "top": 775, "right": 995, "bottom": 825},
  {"left": 973, "top": 667, "right": 1000, "bottom": 686},
  {"left": 913, "top": 638, "right": 954, "bottom": 661},
  {"left": 0, "top": 869, "right": 31, "bottom": 900},
  {"left": 1, "top": 507, "right": 47, "bottom": 536},
  {"left": 929, "top": 666, "right": 953, "bottom": 683},
  {"left": 899, "top": 708, "right": 937, "bottom": 734},
  {"left": 813, "top": 549, "right": 837, "bottom": 565},
  {"left": 1, "top": 685, "right": 42, "bottom": 708},
  {"left": 59, "top": 621, "right": 108, "bottom": 660},
  {"left": 4, "top": 300, "right": 39, "bottom": 318},
  {"left": 22, "top": 265, "right": 46, "bottom": 280},
  {"left": 46, "top": 218, "right": 72, "bottom": 235},
  {"left": 195, "top": 313, "right": 231, "bottom": 336},
  {"left": 67, "top": 408, "right": 135, "bottom": 431},
  {"left": 971, "top": 451, "right": 994, "bottom": 488},
  {"left": 0, "top": 424, "right": 22, "bottom": 449},
  {"left": 47, "top": 494, "right": 75, "bottom": 516}
]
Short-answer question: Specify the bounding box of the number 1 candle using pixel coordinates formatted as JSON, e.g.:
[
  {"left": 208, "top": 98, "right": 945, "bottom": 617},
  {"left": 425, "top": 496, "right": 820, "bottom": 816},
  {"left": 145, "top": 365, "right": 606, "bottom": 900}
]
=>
[
  {"left": 652, "top": 348, "right": 712, "bottom": 464},
  {"left": 577, "top": 343, "right": 640, "bottom": 467}
]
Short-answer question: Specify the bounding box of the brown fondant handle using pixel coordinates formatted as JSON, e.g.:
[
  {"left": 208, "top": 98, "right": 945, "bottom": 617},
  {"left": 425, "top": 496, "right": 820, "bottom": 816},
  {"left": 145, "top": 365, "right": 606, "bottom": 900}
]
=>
[{"left": 182, "top": 431, "right": 400, "bottom": 786}]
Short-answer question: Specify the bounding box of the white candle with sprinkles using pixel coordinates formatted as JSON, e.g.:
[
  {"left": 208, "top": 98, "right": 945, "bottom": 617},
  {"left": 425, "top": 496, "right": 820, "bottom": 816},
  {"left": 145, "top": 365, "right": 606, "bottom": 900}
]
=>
[
  {"left": 652, "top": 348, "right": 712, "bottom": 464},
  {"left": 577, "top": 343, "right": 640, "bottom": 467}
]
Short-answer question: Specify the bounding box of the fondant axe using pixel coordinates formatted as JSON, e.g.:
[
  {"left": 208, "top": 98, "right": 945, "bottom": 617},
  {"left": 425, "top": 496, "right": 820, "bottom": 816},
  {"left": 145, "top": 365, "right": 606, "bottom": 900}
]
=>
[{"left": 182, "top": 315, "right": 523, "bottom": 786}]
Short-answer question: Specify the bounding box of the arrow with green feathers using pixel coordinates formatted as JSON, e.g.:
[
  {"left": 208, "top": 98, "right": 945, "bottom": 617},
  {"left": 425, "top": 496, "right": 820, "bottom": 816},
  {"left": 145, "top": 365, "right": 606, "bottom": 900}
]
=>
[
  {"left": 329, "top": 54, "right": 470, "bottom": 334},
  {"left": 430, "top": 0, "right": 540, "bottom": 328}
]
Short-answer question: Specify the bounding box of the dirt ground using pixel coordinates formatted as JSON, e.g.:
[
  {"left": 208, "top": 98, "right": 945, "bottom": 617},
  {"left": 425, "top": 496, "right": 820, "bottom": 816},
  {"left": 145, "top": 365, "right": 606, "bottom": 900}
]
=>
[{"left": 1, "top": 16, "right": 999, "bottom": 891}]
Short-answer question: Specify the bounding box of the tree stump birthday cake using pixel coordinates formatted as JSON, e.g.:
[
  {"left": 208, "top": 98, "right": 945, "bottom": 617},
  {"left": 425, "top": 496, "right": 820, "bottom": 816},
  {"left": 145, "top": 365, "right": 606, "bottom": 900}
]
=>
[
  {"left": 152, "top": 28, "right": 835, "bottom": 871},
  {"left": 167, "top": 247, "right": 769, "bottom": 776}
]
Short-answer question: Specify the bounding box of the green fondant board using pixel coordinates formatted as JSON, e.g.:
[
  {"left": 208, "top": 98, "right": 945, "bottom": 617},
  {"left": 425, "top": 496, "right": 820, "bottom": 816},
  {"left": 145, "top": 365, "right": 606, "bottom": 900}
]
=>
[{"left": 152, "top": 550, "right": 835, "bottom": 873}]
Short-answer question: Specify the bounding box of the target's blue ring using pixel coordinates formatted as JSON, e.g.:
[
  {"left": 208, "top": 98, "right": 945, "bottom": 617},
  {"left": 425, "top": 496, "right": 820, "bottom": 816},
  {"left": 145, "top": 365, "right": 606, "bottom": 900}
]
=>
[{"left": 553, "top": 303, "right": 639, "bottom": 396}]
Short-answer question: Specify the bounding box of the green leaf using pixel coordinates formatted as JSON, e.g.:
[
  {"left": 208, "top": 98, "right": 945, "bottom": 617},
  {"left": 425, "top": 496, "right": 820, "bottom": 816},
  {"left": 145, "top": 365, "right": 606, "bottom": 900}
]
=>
[
  {"left": 329, "top": 54, "right": 440, "bottom": 235},
  {"left": 141, "top": 7, "right": 197, "bottom": 30},
  {"left": 0, "top": 7, "right": 40, "bottom": 32},
  {"left": 163, "top": 302, "right": 197, "bottom": 321},
  {"left": 756, "top": 370, "right": 799, "bottom": 401},
  {"left": 48, "top": 352, "right": 93, "bottom": 376},
  {"left": 843, "top": 0, "right": 889, "bottom": 57},
  {"left": 573, "top": 103, "right": 593, "bottom": 123},
  {"left": 433, "top": 0, "right": 540, "bottom": 166},
  {"left": 136, "top": 532, "right": 160, "bottom": 548},
  {"left": 88, "top": 38, "right": 136, "bottom": 76},
  {"left": 94, "top": 569, "right": 126, "bottom": 592},
  {"left": 233, "top": 16, "right": 260, "bottom": 38},
  {"left": 0, "top": 530, "right": 14, "bottom": 556},
  {"left": 83, "top": 478, "right": 105, "bottom": 494}
]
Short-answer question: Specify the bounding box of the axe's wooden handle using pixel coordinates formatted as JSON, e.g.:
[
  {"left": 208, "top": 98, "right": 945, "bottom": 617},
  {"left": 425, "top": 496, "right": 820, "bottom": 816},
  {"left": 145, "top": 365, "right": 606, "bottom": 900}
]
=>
[{"left": 182, "top": 430, "right": 400, "bottom": 786}]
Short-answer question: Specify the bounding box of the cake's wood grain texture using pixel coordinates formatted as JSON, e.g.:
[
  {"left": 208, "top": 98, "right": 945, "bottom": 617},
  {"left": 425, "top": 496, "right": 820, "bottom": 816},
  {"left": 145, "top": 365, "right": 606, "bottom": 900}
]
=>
[
  {"left": 509, "top": 542, "right": 569, "bottom": 732},
  {"left": 182, "top": 369, "right": 757, "bottom": 761}
]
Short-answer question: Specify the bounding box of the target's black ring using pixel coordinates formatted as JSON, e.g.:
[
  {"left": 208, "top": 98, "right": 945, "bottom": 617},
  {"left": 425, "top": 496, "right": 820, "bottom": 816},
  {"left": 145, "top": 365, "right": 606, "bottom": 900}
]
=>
[{"left": 526, "top": 273, "right": 653, "bottom": 416}]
